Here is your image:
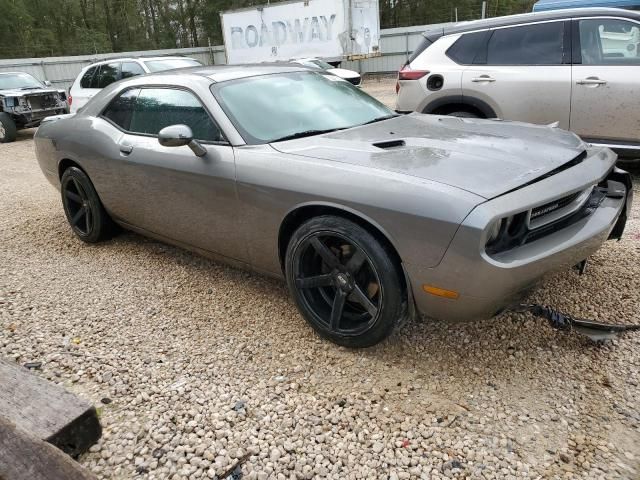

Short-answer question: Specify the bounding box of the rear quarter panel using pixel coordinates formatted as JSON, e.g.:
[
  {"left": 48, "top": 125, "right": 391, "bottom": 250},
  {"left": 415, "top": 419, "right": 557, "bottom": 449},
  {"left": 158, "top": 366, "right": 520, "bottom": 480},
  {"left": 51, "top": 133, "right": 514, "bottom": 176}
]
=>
[
  {"left": 396, "top": 35, "right": 464, "bottom": 113},
  {"left": 35, "top": 114, "right": 124, "bottom": 202}
]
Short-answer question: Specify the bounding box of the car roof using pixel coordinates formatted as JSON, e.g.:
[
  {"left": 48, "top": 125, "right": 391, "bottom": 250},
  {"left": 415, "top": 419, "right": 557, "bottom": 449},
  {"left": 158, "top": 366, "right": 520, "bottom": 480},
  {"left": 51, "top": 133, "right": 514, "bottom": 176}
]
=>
[
  {"left": 83, "top": 56, "right": 197, "bottom": 68},
  {"left": 425, "top": 7, "right": 640, "bottom": 39},
  {"left": 533, "top": 0, "right": 640, "bottom": 11}
]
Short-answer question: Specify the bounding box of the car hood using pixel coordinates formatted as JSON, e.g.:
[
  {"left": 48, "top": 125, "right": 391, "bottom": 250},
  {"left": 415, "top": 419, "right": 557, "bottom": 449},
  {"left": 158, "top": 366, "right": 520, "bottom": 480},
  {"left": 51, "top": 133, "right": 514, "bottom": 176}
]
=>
[
  {"left": 0, "top": 87, "right": 61, "bottom": 96},
  {"left": 271, "top": 113, "right": 587, "bottom": 199}
]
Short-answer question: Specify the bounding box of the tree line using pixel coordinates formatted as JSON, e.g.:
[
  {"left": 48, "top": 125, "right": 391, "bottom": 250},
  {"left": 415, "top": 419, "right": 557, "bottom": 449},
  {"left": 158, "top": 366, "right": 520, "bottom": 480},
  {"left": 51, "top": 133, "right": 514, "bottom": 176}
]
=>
[{"left": 0, "top": 0, "right": 534, "bottom": 59}]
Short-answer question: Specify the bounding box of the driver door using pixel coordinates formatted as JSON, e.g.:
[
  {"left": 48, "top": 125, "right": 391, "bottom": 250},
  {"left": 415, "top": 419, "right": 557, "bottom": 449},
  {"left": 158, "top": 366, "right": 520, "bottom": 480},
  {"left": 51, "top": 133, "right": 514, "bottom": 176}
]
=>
[{"left": 99, "top": 86, "right": 246, "bottom": 262}]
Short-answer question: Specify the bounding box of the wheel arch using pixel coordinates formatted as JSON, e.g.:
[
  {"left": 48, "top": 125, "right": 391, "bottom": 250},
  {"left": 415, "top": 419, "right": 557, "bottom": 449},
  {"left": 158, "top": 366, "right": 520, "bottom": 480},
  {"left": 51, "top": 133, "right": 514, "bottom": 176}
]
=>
[
  {"left": 58, "top": 158, "right": 85, "bottom": 179},
  {"left": 423, "top": 95, "right": 497, "bottom": 119},
  {"left": 278, "top": 202, "right": 409, "bottom": 295}
]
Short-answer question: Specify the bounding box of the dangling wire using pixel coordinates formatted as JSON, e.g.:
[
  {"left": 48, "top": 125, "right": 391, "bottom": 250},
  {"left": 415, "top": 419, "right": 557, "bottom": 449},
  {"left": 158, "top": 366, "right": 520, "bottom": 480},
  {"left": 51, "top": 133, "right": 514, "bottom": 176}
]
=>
[{"left": 511, "top": 304, "right": 640, "bottom": 341}]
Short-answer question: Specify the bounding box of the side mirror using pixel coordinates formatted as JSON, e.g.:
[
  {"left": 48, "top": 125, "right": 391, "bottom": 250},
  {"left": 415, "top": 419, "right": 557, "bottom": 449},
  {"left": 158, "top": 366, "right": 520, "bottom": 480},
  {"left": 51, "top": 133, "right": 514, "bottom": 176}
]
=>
[
  {"left": 158, "top": 124, "right": 206, "bottom": 157},
  {"left": 43, "top": 80, "right": 52, "bottom": 87}
]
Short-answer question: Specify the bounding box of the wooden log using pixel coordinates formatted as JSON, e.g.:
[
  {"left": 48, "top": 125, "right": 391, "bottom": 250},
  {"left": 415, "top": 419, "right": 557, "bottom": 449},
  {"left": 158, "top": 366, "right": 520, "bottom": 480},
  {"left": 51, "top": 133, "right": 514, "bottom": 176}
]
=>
[
  {"left": 0, "top": 416, "right": 97, "bottom": 480},
  {"left": 0, "top": 358, "right": 101, "bottom": 457}
]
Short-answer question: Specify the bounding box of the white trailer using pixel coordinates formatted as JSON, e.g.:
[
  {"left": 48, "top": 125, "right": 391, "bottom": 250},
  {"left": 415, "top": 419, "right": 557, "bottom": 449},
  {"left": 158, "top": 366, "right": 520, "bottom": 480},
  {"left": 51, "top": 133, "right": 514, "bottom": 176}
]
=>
[{"left": 220, "top": 0, "right": 380, "bottom": 64}]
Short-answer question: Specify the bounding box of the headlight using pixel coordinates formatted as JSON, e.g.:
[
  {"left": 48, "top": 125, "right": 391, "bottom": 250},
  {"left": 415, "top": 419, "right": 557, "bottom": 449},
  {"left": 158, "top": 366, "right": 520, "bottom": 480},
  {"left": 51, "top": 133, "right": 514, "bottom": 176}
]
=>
[
  {"left": 485, "top": 213, "right": 527, "bottom": 253},
  {"left": 3, "top": 97, "right": 17, "bottom": 107},
  {"left": 487, "top": 218, "right": 503, "bottom": 244}
]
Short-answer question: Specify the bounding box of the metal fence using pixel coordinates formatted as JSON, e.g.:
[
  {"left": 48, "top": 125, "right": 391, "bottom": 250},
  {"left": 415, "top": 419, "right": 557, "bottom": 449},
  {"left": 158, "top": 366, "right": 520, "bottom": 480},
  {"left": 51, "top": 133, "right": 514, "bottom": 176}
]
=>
[{"left": 0, "top": 24, "right": 439, "bottom": 90}]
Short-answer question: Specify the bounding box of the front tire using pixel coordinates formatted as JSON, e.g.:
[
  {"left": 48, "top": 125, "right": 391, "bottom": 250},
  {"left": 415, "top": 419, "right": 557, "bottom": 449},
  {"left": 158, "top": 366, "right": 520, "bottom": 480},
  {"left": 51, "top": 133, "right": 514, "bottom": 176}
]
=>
[
  {"left": 60, "top": 167, "right": 113, "bottom": 243},
  {"left": 0, "top": 113, "right": 17, "bottom": 143},
  {"left": 285, "top": 216, "right": 405, "bottom": 348}
]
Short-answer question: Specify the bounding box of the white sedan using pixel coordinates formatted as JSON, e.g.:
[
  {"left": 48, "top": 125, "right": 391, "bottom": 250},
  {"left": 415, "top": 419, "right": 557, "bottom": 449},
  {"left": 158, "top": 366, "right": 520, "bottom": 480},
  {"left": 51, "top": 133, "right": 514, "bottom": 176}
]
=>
[
  {"left": 291, "top": 58, "right": 361, "bottom": 86},
  {"left": 69, "top": 56, "right": 202, "bottom": 113}
]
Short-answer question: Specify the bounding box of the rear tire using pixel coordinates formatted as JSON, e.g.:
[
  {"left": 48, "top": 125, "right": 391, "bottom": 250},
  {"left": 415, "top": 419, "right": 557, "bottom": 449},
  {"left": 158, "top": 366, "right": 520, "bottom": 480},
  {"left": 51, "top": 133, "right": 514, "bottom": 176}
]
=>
[
  {"left": 60, "top": 167, "right": 114, "bottom": 243},
  {"left": 0, "top": 113, "right": 17, "bottom": 143},
  {"left": 285, "top": 215, "right": 405, "bottom": 348}
]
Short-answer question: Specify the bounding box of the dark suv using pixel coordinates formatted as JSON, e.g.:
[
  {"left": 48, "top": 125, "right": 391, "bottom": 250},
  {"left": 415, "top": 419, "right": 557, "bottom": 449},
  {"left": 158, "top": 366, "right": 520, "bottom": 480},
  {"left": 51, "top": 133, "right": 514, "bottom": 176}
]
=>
[{"left": 0, "top": 72, "right": 69, "bottom": 143}]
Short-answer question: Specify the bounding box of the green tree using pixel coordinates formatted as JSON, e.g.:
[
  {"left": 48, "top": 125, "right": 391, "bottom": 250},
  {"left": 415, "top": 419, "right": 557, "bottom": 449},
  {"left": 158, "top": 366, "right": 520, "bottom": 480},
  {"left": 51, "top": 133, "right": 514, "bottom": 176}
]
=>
[{"left": 0, "top": 0, "right": 534, "bottom": 59}]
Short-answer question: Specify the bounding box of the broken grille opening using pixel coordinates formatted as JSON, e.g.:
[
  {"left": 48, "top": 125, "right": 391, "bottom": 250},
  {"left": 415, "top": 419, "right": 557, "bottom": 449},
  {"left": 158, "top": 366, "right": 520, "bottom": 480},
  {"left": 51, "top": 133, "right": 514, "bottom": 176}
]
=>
[
  {"left": 27, "top": 94, "right": 58, "bottom": 110},
  {"left": 487, "top": 187, "right": 606, "bottom": 255}
]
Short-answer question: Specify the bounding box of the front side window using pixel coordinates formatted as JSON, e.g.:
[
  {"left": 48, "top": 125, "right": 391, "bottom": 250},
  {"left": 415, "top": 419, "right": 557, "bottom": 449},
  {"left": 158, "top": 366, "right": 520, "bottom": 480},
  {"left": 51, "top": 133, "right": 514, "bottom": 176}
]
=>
[
  {"left": 578, "top": 19, "right": 640, "bottom": 65},
  {"left": 80, "top": 67, "right": 97, "bottom": 88},
  {"left": 102, "top": 87, "right": 223, "bottom": 142},
  {"left": 121, "top": 62, "right": 145, "bottom": 79},
  {"left": 92, "top": 63, "right": 121, "bottom": 89},
  {"left": 487, "top": 22, "right": 565, "bottom": 65},
  {"left": 213, "top": 71, "right": 394, "bottom": 144}
]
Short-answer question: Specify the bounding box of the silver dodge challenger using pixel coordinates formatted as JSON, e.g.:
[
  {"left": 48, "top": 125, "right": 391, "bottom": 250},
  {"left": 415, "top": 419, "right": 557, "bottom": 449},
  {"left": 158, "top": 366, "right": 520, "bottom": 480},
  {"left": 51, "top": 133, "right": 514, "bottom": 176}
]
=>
[{"left": 34, "top": 65, "right": 632, "bottom": 347}]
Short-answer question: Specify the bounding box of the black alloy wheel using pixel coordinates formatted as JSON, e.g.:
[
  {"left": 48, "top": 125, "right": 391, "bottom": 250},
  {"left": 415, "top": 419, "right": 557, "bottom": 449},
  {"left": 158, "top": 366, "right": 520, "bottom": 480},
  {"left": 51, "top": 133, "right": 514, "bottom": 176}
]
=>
[
  {"left": 286, "top": 216, "right": 405, "bottom": 347},
  {"left": 60, "top": 167, "right": 113, "bottom": 243}
]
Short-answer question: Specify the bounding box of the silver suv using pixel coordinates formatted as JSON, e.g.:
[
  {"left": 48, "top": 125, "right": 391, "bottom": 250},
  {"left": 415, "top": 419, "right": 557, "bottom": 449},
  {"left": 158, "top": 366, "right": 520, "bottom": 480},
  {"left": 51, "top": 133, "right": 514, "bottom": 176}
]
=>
[{"left": 396, "top": 8, "right": 640, "bottom": 158}]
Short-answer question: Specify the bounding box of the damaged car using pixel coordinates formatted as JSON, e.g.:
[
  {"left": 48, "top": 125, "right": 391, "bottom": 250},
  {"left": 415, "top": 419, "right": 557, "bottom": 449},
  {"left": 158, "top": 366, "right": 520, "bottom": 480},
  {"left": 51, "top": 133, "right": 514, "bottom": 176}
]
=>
[
  {"left": 0, "top": 72, "right": 69, "bottom": 143},
  {"left": 33, "top": 65, "right": 632, "bottom": 347}
]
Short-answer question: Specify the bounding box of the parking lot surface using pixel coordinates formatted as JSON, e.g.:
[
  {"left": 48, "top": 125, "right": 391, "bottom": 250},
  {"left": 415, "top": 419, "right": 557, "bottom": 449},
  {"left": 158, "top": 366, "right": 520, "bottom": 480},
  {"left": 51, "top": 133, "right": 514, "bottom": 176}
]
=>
[{"left": 1, "top": 77, "right": 639, "bottom": 479}]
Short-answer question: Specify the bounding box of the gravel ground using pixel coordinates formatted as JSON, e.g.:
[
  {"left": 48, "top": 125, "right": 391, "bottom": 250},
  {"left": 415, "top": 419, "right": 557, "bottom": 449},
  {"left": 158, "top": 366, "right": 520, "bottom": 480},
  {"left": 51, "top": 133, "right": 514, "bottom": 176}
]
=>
[{"left": 1, "top": 79, "right": 640, "bottom": 480}]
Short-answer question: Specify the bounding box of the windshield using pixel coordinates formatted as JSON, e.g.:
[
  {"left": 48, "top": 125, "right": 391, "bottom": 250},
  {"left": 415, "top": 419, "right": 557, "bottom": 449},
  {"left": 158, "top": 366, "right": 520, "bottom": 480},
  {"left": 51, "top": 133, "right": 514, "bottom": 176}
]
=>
[
  {"left": 213, "top": 72, "right": 394, "bottom": 144},
  {"left": 143, "top": 58, "right": 202, "bottom": 72},
  {"left": 0, "top": 73, "right": 43, "bottom": 90},
  {"left": 297, "top": 59, "right": 333, "bottom": 70},
  {"left": 310, "top": 59, "right": 334, "bottom": 69}
]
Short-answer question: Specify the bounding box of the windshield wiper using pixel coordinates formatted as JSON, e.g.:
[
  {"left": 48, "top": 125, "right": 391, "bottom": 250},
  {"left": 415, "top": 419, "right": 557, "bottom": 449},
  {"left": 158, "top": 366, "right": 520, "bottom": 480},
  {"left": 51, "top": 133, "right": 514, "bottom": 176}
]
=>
[
  {"left": 358, "top": 114, "right": 399, "bottom": 126},
  {"left": 20, "top": 87, "right": 41, "bottom": 90},
  {"left": 270, "top": 128, "right": 346, "bottom": 143}
]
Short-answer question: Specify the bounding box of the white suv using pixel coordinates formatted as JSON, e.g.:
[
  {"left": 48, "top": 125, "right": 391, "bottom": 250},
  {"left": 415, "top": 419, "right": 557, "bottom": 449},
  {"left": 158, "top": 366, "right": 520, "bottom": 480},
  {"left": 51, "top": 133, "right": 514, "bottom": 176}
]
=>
[
  {"left": 69, "top": 56, "right": 202, "bottom": 113},
  {"left": 396, "top": 8, "right": 640, "bottom": 158}
]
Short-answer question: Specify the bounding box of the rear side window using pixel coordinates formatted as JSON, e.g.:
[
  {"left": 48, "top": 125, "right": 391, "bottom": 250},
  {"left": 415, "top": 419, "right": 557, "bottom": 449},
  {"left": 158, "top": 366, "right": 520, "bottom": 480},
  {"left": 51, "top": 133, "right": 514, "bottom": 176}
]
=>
[
  {"left": 487, "top": 22, "right": 565, "bottom": 65},
  {"left": 80, "top": 66, "right": 97, "bottom": 88},
  {"left": 121, "top": 62, "right": 145, "bottom": 79},
  {"left": 93, "top": 63, "right": 121, "bottom": 89},
  {"left": 102, "top": 89, "right": 140, "bottom": 130},
  {"left": 446, "top": 31, "right": 490, "bottom": 64}
]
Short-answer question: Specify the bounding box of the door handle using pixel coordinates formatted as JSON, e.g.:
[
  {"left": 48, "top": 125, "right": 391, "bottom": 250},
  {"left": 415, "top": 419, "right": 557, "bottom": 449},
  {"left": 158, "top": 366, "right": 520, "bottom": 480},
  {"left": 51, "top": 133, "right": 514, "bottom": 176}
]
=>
[
  {"left": 119, "top": 143, "right": 134, "bottom": 155},
  {"left": 471, "top": 75, "right": 496, "bottom": 83},
  {"left": 577, "top": 77, "right": 607, "bottom": 86}
]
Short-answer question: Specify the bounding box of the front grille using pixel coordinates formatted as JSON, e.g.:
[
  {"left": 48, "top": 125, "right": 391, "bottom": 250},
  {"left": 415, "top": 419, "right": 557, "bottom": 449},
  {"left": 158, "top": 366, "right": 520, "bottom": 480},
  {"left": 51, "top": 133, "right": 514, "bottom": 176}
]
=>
[
  {"left": 27, "top": 93, "right": 58, "bottom": 110},
  {"left": 524, "top": 188, "right": 607, "bottom": 244},
  {"left": 347, "top": 76, "right": 361, "bottom": 86},
  {"left": 530, "top": 191, "right": 582, "bottom": 221}
]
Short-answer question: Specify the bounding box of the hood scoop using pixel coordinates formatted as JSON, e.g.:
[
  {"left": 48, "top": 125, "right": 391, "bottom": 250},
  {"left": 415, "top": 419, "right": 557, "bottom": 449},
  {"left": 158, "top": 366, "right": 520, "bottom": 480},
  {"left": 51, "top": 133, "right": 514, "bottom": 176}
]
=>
[{"left": 372, "top": 139, "right": 406, "bottom": 149}]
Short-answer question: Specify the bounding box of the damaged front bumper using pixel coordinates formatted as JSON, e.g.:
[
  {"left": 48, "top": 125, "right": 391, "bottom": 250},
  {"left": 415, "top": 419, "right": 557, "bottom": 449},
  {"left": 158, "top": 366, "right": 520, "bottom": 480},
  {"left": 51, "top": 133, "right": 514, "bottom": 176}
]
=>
[
  {"left": 406, "top": 157, "right": 632, "bottom": 323},
  {"left": 607, "top": 167, "right": 633, "bottom": 240},
  {"left": 11, "top": 107, "right": 69, "bottom": 128}
]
